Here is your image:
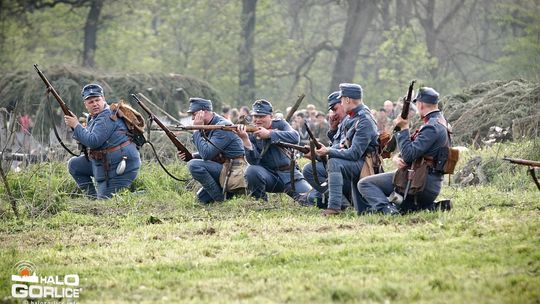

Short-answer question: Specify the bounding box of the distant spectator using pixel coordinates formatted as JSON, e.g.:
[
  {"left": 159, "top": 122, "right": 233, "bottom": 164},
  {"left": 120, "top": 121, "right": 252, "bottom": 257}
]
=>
[
  {"left": 313, "top": 112, "right": 330, "bottom": 145},
  {"left": 231, "top": 108, "right": 239, "bottom": 123},
  {"left": 293, "top": 112, "right": 310, "bottom": 145},
  {"left": 383, "top": 100, "right": 396, "bottom": 120},
  {"left": 222, "top": 105, "right": 232, "bottom": 120},
  {"left": 238, "top": 106, "right": 252, "bottom": 124}
]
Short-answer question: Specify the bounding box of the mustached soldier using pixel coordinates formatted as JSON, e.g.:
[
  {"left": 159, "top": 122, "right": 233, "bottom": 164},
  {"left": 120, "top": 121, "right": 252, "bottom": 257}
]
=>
[
  {"left": 65, "top": 84, "right": 141, "bottom": 199},
  {"left": 236, "top": 99, "right": 312, "bottom": 203},
  {"left": 358, "top": 87, "right": 452, "bottom": 214}
]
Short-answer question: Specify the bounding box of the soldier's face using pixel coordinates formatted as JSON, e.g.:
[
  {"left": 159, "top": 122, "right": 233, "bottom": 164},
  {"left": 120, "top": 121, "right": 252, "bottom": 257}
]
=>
[
  {"left": 331, "top": 103, "right": 346, "bottom": 120},
  {"left": 252, "top": 114, "right": 272, "bottom": 128},
  {"left": 84, "top": 96, "right": 106, "bottom": 116}
]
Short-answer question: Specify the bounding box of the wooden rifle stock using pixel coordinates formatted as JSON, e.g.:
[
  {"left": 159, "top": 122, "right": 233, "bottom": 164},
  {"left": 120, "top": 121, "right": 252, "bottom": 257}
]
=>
[{"left": 131, "top": 94, "right": 193, "bottom": 161}]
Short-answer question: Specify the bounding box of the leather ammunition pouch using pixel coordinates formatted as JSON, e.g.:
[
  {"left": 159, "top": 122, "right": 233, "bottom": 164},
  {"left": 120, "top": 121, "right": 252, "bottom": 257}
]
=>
[
  {"left": 360, "top": 150, "right": 384, "bottom": 179},
  {"left": 219, "top": 157, "right": 247, "bottom": 193},
  {"left": 393, "top": 158, "right": 431, "bottom": 195}
]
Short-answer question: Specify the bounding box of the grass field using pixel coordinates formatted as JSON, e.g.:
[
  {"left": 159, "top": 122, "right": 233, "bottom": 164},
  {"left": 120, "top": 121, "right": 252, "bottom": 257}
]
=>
[{"left": 1, "top": 140, "right": 539, "bottom": 303}]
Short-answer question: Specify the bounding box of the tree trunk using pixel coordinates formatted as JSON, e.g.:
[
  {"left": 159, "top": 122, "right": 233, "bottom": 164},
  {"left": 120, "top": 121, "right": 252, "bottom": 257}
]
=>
[
  {"left": 82, "top": 0, "right": 103, "bottom": 68},
  {"left": 239, "top": 0, "right": 257, "bottom": 103},
  {"left": 329, "top": 0, "right": 377, "bottom": 92}
]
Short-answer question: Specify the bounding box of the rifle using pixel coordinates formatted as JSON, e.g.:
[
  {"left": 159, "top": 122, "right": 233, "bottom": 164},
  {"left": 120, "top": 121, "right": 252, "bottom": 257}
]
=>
[
  {"left": 305, "top": 122, "right": 327, "bottom": 186},
  {"left": 285, "top": 94, "right": 306, "bottom": 123},
  {"left": 304, "top": 122, "right": 327, "bottom": 163},
  {"left": 382, "top": 80, "right": 416, "bottom": 158},
  {"left": 503, "top": 157, "right": 540, "bottom": 191},
  {"left": 274, "top": 141, "right": 310, "bottom": 154},
  {"left": 131, "top": 94, "right": 193, "bottom": 162},
  {"left": 175, "top": 124, "right": 260, "bottom": 133},
  {"left": 34, "top": 64, "right": 85, "bottom": 157}
]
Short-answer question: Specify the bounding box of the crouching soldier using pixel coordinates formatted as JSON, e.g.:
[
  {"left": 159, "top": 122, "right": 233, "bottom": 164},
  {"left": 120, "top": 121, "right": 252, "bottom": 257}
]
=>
[
  {"left": 65, "top": 84, "right": 141, "bottom": 199},
  {"left": 178, "top": 98, "right": 246, "bottom": 204},
  {"left": 236, "top": 99, "right": 312, "bottom": 203}
]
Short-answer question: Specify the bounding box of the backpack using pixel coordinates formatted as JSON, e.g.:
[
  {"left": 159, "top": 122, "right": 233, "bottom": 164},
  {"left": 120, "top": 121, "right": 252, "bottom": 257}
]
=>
[{"left": 110, "top": 100, "right": 147, "bottom": 147}]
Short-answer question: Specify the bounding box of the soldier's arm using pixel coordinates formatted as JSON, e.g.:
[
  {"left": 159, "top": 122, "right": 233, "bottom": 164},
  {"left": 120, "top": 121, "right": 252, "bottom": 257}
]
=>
[
  {"left": 396, "top": 125, "right": 437, "bottom": 163},
  {"left": 269, "top": 121, "right": 300, "bottom": 144},
  {"left": 192, "top": 130, "right": 231, "bottom": 160},
  {"left": 327, "top": 115, "right": 374, "bottom": 161},
  {"left": 72, "top": 113, "right": 116, "bottom": 149}
]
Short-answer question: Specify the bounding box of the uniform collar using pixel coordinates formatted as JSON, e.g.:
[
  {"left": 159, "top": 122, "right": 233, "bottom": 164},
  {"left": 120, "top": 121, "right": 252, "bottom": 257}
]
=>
[
  {"left": 422, "top": 109, "right": 440, "bottom": 123},
  {"left": 347, "top": 104, "right": 364, "bottom": 118}
]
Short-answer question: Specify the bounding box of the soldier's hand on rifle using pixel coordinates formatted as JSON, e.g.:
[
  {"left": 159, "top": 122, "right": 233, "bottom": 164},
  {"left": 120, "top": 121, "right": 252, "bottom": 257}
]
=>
[
  {"left": 392, "top": 154, "right": 407, "bottom": 169},
  {"left": 235, "top": 125, "right": 254, "bottom": 149},
  {"left": 395, "top": 116, "right": 409, "bottom": 130},
  {"left": 253, "top": 127, "right": 271, "bottom": 140},
  {"left": 315, "top": 144, "right": 329, "bottom": 156},
  {"left": 177, "top": 151, "right": 188, "bottom": 161},
  {"left": 64, "top": 111, "right": 79, "bottom": 129}
]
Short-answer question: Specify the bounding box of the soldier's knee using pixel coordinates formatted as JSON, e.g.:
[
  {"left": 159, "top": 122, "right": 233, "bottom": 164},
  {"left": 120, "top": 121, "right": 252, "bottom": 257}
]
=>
[
  {"left": 187, "top": 159, "right": 204, "bottom": 174},
  {"left": 302, "top": 163, "right": 313, "bottom": 176},
  {"left": 326, "top": 158, "right": 341, "bottom": 172}
]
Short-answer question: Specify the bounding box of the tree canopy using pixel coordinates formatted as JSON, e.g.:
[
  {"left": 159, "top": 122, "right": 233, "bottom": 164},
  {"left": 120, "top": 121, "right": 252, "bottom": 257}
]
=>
[{"left": 0, "top": 0, "right": 538, "bottom": 112}]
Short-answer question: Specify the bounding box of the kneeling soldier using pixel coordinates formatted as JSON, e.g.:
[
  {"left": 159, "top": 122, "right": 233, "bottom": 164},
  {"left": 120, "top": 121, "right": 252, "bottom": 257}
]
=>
[
  {"left": 65, "top": 84, "right": 141, "bottom": 199},
  {"left": 358, "top": 87, "right": 452, "bottom": 214}
]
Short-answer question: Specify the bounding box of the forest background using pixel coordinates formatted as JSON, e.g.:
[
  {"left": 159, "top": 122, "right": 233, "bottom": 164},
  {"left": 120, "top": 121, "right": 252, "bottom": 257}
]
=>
[{"left": 1, "top": 0, "right": 539, "bottom": 113}]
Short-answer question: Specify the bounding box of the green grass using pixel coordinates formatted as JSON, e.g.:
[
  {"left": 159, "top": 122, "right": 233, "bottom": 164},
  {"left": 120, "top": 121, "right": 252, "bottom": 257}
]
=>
[{"left": 0, "top": 140, "right": 539, "bottom": 303}]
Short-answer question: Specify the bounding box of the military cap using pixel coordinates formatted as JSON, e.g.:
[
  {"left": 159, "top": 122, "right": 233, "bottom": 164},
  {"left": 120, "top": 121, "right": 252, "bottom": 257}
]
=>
[
  {"left": 327, "top": 91, "right": 341, "bottom": 110},
  {"left": 251, "top": 99, "right": 273, "bottom": 116},
  {"left": 187, "top": 97, "right": 213, "bottom": 113},
  {"left": 338, "top": 83, "right": 363, "bottom": 100},
  {"left": 81, "top": 84, "right": 104, "bottom": 100},
  {"left": 413, "top": 87, "right": 439, "bottom": 104}
]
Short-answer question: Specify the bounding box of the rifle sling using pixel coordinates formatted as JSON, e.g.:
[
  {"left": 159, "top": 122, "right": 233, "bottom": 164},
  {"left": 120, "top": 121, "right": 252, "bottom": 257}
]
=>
[
  {"left": 46, "top": 94, "right": 79, "bottom": 157},
  {"left": 146, "top": 141, "right": 189, "bottom": 182}
]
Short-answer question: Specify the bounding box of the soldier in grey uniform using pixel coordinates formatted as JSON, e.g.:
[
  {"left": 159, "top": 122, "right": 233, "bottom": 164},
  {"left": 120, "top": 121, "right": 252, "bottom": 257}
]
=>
[
  {"left": 314, "top": 83, "right": 379, "bottom": 215},
  {"left": 236, "top": 99, "right": 312, "bottom": 202},
  {"left": 358, "top": 87, "right": 452, "bottom": 214},
  {"left": 65, "top": 84, "right": 141, "bottom": 199},
  {"left": 302, "top": 91, "right": 353, "bottom": 208},
  {"left": 178, "top": 98, "right": 245, "bottom": 204}
]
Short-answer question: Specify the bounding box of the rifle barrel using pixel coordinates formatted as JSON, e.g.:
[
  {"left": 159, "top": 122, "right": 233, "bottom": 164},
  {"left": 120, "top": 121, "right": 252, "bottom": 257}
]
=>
[
  {"left": 503, "top": 157, "right": 540, "bottom": 167},
  {"left": 33, "top": 64, "right": 71, "bottom": 116}
]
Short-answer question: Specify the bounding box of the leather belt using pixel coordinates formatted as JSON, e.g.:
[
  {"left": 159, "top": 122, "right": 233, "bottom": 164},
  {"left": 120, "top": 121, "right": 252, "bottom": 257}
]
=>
[
  {"left": 277, "top": 164, "right": 292, "bottom": 171},
  {"left": 89, "top": 141, "right": 132, "bottom": 160}
]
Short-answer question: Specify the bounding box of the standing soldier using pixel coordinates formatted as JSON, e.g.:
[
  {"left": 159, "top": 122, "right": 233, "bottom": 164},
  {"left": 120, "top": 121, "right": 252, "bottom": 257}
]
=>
[
  {"left": 314, "top": 83, "right": 380, "bottom": 215},
  {"left": 65, "top": 84, "right": 141, "bottom": 199},
  {"left": 358, "top": 87, "right": 452, "bottom": 214},
  {"left": 178, "top": 98, "right": 246, "bottom": 204},
  {"left": 236, "top": 99, "right": 312, "bottom": 203}
]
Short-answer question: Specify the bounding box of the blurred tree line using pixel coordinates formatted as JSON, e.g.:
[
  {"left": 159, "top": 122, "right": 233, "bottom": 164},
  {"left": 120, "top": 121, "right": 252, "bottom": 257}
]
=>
[{"left": 0, "top": 0, "right": 538, "bottom": 112}]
